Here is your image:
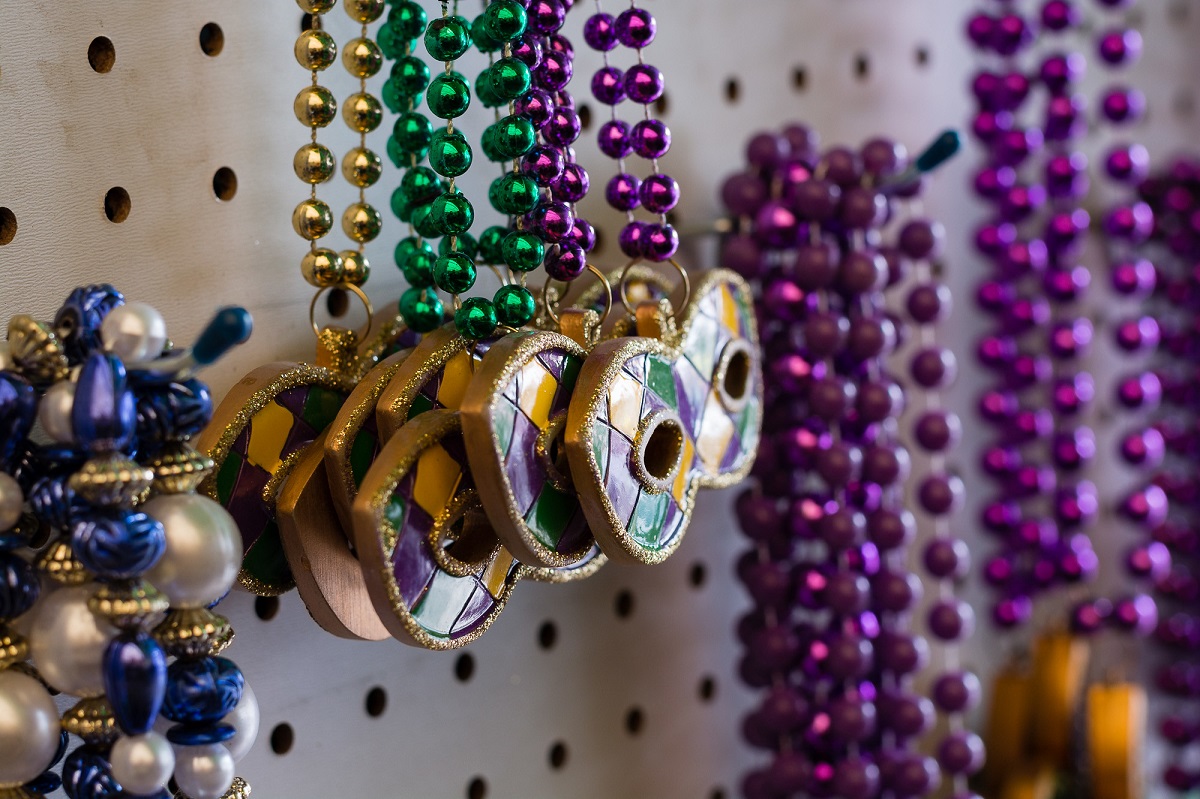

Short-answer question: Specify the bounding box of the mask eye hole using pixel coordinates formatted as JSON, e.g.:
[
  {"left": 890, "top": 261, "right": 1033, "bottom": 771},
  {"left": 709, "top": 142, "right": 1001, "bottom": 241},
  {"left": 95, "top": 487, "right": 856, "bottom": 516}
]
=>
[
  {"left": 716, "top": 339, "right": 755, "bottom": 412},
  {"left": 431, "top": 490, "right": 499, "bottom": 576},
  {"left": 536, "top": 412, "right": 574, "bottom": 492},
  {"left": 635, "top": 409, "right": 685, "bottom": 492}
]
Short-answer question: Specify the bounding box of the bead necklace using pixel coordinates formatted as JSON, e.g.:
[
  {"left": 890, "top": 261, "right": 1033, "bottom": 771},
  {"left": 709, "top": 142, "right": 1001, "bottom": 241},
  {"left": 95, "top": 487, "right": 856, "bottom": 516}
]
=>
[{"left": 0, "top": 290, "right": 254, "bottom": 799}]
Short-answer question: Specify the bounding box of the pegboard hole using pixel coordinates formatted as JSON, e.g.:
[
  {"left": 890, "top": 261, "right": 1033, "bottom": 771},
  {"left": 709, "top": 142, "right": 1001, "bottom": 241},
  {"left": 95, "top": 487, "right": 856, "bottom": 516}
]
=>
[
  {"left": 365, "top": 686, "right": 387, "bottom": 717},
  {"left": 578, "top": 103, "right": 592, "bottom": 131},
  {"left": 792, "top": 67, "right": 808, "bottom": 92},
  {"left": 723, "top": 77, "right": 740, "bottom": 103},
  {"left": 0, "top": 208, "right": 15, "bottom": 245},
  {"left": 326, "top": 288, "right": 350, "bottom": 318},
  {"left": 269, "top": 723, "right": 294, "bottom": 755},
  {"left": 615, "top": 589, "right": 635, "bottom": 619},
  {"left": 914, "top": 45, "right": 930, "bottom": 68},
  {"left": 654, "top": 92, "right": 669, "bottom": 116},
  {"left": 1174, "top": 90, "right": 1195, "bottom": 120},
  {"left": 624, "top": 707, "right": 644, "bottom": 736},
  {"left": 103, "top": 187, "right": 131, "bottom": 224},
  {"left": 689, "top": 561, "right": 708, "bottom": 589},
  {"left": 538, "top": 620, "right": 558, "bottom": 650},
  {"left": 699, "top": 675, "right": 717, "bottom": 702},
  {"left": 212, "top": 167, "right": 238, "bottom": 201},
  {"left": 199, "top": 23, "right": 225, "bottom": 57},
  {"left": 710, "top": 789, "right": 728, "bottom": 799},
  {"left": 592, "top": 227, "right": 605, "bottom": 255},
  {"left": 88, "top": 37, "right": 116, "bottom": 73},
  {"left": 1169, "top": 0, "right": 1189, "bottom": 22},
  {"left": 548, "top": 741, "right": 568, "bottom": 770},
  {"left": 254, "top": 596, "right": 280, "bottom": 621},
  {"left": 854, "top": 54, "right": 870, "bottom": 81},
  {"left": 467, "top": 777, "right": 488, "bottom": 799},
  {"left": 455, "top": 652, "right": 475, "bottom": 682}
]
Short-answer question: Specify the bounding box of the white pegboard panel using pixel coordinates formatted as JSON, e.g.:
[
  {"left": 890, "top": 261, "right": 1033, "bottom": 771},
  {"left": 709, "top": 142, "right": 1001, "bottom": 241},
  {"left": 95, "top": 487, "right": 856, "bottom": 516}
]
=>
[{"left": 1, "top": 1, "right": 1198, "bottom": 797}]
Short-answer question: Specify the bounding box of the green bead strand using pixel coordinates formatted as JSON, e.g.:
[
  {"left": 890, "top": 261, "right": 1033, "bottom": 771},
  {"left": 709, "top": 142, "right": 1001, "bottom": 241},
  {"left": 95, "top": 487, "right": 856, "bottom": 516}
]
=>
[
  {"left": 424, "top": 16, "right": 471, "bottom": 61},
  {"left": 501, "top": 231, "right": 545, "bottom": 273},
  {"left": 433, "top": 251, "right": 477, "bottom": 293},
  {"left": 438, "top": 230, "right": 477, "bottom": 261},
  {"left": 481, "top": 0, "right": 527, "bottom": 41},
  {"left": 489, "top": 173, "right": 539, "bottom": 215},
  {"left": 493, "top": 284, "right": 536, "bottom": 327},
  {"left": 387, "top": 1, "right": 427, "bottom": 41},
  {"left": 389, "top": 56, "right": 430, "bottom": 98},
  {"left": 400, "top": 166, "right": 442, "bottom": 205},
  {"left": 469, "top": 15, "right": 504, "bottom": 52},
  {"left": 426, "top": 72, "right": 471, "bottom": 119},
  {"left": 399, "top": 287, "right": 444, "bottom": 333},
  {"left": 411, "top": 202, "right": 441, "bottom": 238},
  {"left": 392, "top": 112, "right": 433, "bottom": 156},
  {"left": 395, "top": 237, "right": 436, "bottom": 287},
  {"left": 429, "top": 191, "right": 474, "bottom": 236},
  {"left": 482, "top": 115, "right": 536, "bottom": 161},
  {"left": 428, "top": 128, "right": 473, "bottom": 178},
  {"left": 477, "top": 225, "right": 507, "bottom": 264},
  {"left": 455, "top": 297, "right": 498, "bottom": 339},
  {"left": 486, "top": 58, "right": 532, "bottom": 103}
]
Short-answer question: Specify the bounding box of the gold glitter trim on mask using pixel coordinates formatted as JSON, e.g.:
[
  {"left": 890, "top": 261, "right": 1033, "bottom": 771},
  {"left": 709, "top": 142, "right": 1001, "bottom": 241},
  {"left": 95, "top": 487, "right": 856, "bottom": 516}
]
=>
[{"left": 375, "top": 324, "right": 476, "bottom": 440}]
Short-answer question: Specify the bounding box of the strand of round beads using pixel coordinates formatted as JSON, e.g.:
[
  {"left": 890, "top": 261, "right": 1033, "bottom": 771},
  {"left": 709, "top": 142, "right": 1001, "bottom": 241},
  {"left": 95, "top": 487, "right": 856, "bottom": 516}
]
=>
[{"left": 584, "top": 0, "right": 679, "bottom": 263}]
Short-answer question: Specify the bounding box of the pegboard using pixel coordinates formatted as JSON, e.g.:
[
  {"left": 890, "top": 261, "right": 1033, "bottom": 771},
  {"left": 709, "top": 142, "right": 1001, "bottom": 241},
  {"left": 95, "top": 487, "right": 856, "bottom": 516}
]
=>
[{"left": 1, "top": 1, "right": 1198, "bottom": 797}]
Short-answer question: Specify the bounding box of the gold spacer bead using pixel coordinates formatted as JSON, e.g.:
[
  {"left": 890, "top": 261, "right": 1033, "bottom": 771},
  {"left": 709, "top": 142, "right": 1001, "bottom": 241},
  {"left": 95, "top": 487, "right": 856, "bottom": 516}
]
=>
[
  {"left": 301, "top": 248, "right": 345, "bottom": 288},
  {"left": 293, "top": 142, "right": 336, "bottom": 185},
  {"left": 37, "top": 538, "right": 91, "bottom": 586},
  {"left": 154, "top": 607, "right": 234, "bottom": 659},
  {"left": 292, "top": 198, "right": 334, "bottom": 241},
  {"left": 149, "top": 443, "right": 215, "bottom": 494},
  {"left": 61, "top": 696, "right": 118, "bottom": 745},
  {"left": 0, "top": 626, "right": 29, "bottom": 670},
  {"left": 293, "top": 85, "right": 337, "bottom": 128},
  {"left": 341, "top": 146, "right": 382, "bottom": 188},
  {"left": 338, "top": 251, "right": 371, "bottom": 287},
  {"left": 343, "top": 0, "right": 384, "bottom": 22},
  {"left": 5, "top": 315, "right": 69, "bottom": 386},
  {"left": 69, "top": 454, "right": 154, "bottom": 507},
  {"left": 88, "top": 579, "right": 170, "bottom": 630},
  {"left": 174, "top": 776, "right": 251, "bottom": 799},
  {"left": 296, "top": 0, "right": 336, "bottom": 16},
  {"left": 341, "top": 202, "right": 382, "bottom": 243},
  {"left": 341, "top": 92, "right": 382, "bottom": 133},
  {"left": 341, "top": 37, "right": 382, "bottom": 78},
  {"left": 0, "top": 786, "right": 44, "bottom": 799},
  {"left": 294, "top": 29, "right": 337, "bottom": 71}
]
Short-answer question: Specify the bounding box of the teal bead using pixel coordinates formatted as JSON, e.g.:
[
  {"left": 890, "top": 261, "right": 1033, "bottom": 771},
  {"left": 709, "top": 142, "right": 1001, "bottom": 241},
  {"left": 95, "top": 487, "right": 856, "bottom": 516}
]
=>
[
  {"left": 390, "top": 184, "right": 416, "bottom": 221},
  {"left": 382, "top": 78, "right": 402, "bottom": 114},
  {"left": 429, "top": 191, "right": 474, "bottom": 236},
  {"left": 387, "top": 1, "right": 428, "bottom": 41},
  {"left": 494, "top": 284, "right": 536, "bottom": 327},
  {"left": 390, "top": 56, "right": 431, "bottom": 98},
  {"left": 426, "top": 73, "right": 471, "bottom": 119},
  {"left": 433, "top": 251, "right": 477, "bottom": 294},
  {"left": 411, "top": 203, "right": 441, "bottom": 238},
  {"left": 428, "top": 128, "right": 473, "bottom": 178},
  {"left": 400, "top": 166, "right": 442, "bottom": 205},
  {"left": 424, "top": 16, "right": 471, "bottom": 61},
  {"left": 481, "top": 0, "right": 527, "bottom": 41},
  {"left": 399, "top": 287, "right": 444, "bottom": 333},
  {"left": 455, "top": 297, "right": 498, "bottom": 339},
  {"left": 377, "top": 22, "right": 403, "bottom": 59},
  {"left": 469, "top": 15, "right": 503, "bottom": 52},
  {"left": 485, "top": 116, "right": 536, "bottom": 160},
  {"left": 438, "top": 230, "right": 477, "bottom": 261},
  {"left": 473, "top": 69, "right": 506, "bottom": 109},
  {"left": 400, "top": 247, "right": 436, "bottom": 288},
  {"left": 487, "top": 58, "right": 531, "bottom": 102},
  {"left": 501, "top": 231, "right": 545, "bottom": 272},
  {"left": 477, "top": 225, "right": 507, "bottom": 264},
  {"left": 489, "top": 173, "right": 539, "bottom": 215},
  {"left": 392, "top": 112, "right": 433, "bottom": 155}
]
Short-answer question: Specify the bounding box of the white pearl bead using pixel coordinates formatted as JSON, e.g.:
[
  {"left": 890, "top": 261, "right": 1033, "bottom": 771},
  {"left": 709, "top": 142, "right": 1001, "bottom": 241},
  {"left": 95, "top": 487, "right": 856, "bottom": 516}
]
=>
[
  {"left": 0, "top": 342, "right": 12, "bottom": 372},
  {"left": 37, "top": 380, "right": 76, "bottom": 444},
  {"left": 0, "top": 670, "right": 61, "bottom": 788},
  {"left": 100, "top": 302, "right": 169, "bottom": 362},
  {"left": 221, "top": 682, "right": 259, "bottom": 762},
  {"left": 0, "top": 473, "right": 23, "bottom": 531},
  {"left": 143, "top": 494, "right": 241, "bottom": 609},
  {"left": 28, "top": 585, "right": 115, "bottom": 696},
  {"left": 172, "top": 743, "right": 234, "bottom": 799},
  {"left": 110, "top": 732, "right": 174, "bottom": 796}
]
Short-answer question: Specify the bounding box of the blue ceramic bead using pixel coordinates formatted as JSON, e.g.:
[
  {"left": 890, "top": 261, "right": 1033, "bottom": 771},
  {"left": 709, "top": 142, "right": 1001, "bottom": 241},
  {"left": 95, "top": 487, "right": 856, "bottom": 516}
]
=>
[
  {"left": 162, "top": 656, "right": 244, "bottom": 725},
  {"left": 50, "top": 731, "right": 70, "bottom": 767},
  {"left": 0, "top": 552, "right": 39, "bottom": 621},
  {"left": 61, "top": 746, "right": 121, "bottom": 799},
  {"left": 135, "top": 379, "right": 213, "bottom": 451},
  {"left": 166, "top": 721, "right": 236, "bottom": 746},
  {"left": 72, "top": 510, "right": 165, "bottom": 580},
  {"left": 28, "top": 475, "right": 79, "bottom": 530},
  {"left": 53, "top": 285, "right": 124, "bottom": 363},
  {"left": 23, "top": 770, "right": 63, "bottom": 795},
  {"left": 0, "top": 373, "right": 37, "bottom": 469},
  {"left": 103, "top": 632, "right": 167, "bottom": 735},
  {"left": 71, "top": 353, "right": 137, "bottom": 454}
]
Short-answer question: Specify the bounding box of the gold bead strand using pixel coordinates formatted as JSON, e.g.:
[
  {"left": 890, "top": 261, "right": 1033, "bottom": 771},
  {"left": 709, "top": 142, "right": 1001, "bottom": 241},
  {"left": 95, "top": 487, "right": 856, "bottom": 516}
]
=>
[
  {"left": 340, "top": 0, "right": 387, "bottom": 285},
  {"left": 294, "top": 0, "right": 344, "bottom": 288}
]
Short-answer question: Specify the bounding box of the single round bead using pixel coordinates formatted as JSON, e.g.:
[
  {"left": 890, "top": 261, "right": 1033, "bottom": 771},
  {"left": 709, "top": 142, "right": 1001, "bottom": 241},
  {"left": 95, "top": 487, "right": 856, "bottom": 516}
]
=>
[
  {"left": 938, "top": 732, "right": 985, "bottom": 776},
  {"left": 631, "top": 119, "right": 671, "bottom": 158},
  {"left": 455, "top": 297, "right": 498, "bottom": 339},
  {"left": 398, "top": 287, "right": 444, "bottom": 333},
  {"left": 481, "top": 0, "right": 528, "bottom": 41},
  {"left": 424, "top": 15, "right": 471, "bottom": 60},
  {"left": 174, "top": 743, "right": 235, "bottom": 799},
  {"left": 344, "top": 0, "right": 385, "bottom": 23},
  {"left": 605, "top": 173, "right": 641, "bottom": 211},
  {"left": 502, "top": 231, "right": 545, "bottom": 273},
  {"left": 341, "top": 146, "right": 382, "bottom": 188},
  {"left": 429, "top": 192, "right": 474, "bottom": 236},
  {"left": 569, "top": 217, "right": 596, "bottom": 252},
  {"left": 293, "top": 142, "right": 336, "bottom": 184},
  {"left": 911, "top": 348, "right": 956, "bottom": 388},
  {"left": 490, "top": 174, "right": 539, "bottom": 216},
  {"left": 341, "top": 36, "right": 382, "bottom": 79},
  {"left": 522, "top": 145, "right": 565, "bottom": 187},
  {"left": 0, "top": 669, "right": 61, "bottom": 788},
  {"left": 929, "top": 599, "right": 975, "bottom": 641},
  {"left": 110, "top": 732, "right": 174, "bottom": 796},
  {"left": 143, "top": 494, "right": 241, "bottom": 608},
  {"left": 488, "top": 57, "right": 533, "bottom": 102},
  {"left": 591, "top": 66, "right": 625, "bottom": 105},
  {"left": 615, "top": 7, "right": 656, "bottom": 47},
  {"left": 534, "top": 51, "right": 573, "bottom": 92},
  {"left": 624, "top": 64, "right": 665, "bottom": 104},
  {"left": 618, "top": 221, "right": 648, "bottom": 258},
  {"left": 527, "top": 0, "right": 566, "bottom": 35},
  {"left": 389, "top": 56, "right": 431, "bottom": 99},
  {"left": 294, "top": 29, "right": 337, "bottom": 71},
  {"left": 29, "top": 585, "right": 113, "bottom": 696},
  {"left": 514, "top": 90, "right": 553, "bottom": 129},
  {"left": 99, "top": 302, "right": 168, "bottom": 362},
  {"left": 292, "top": 198, "right": 333, "bottom": 240},
  {"left": 433, "top": 252, "right": 476, "bottom": 294},
  {"left": 584, "top": 12, "right": 618, "bottom": 51},
  {"left": 391, "top": 113, "right": 433, "bottom": 158},
  {"left": 643, "top": 223, "right": 679, "bottom": 261},
  {"left": 933, "top": 671, "right": 981, "bottom": 713},
  {"left": 428, "top": 129, "right": 473, "bottom": 178},
  {"left": 338, "top": 250, "right": 370, "bottom": 287},
  {"left": 300, "top": 248, "right": 344, "bottom": 287},
  {"left": 293, "top": 85, "right": 337, "bottom": 128},
  {"left": 342, "top": 202, "right": 382, "bottom": 243},
  {"left": 1101, "top": 87, "right": 1145, "bottom": 124},
  {"left": 597, "top": 120, "right": 632, "bottom": 158},
  {"left": 487, "top": 115, "right": 537, "bottom": 159},
  {"left": 915, "top": 411, "right": 960, "bottom": 451},
  {"left": 918, "top": 474, "right": 964, "bottom": 515},
  {"left": 530, "top": 201, "right": 574, "bottom": 242},
  {"left": 1098, "top": 28, "right": 1141, "bottom": 66},
  {"left": 544, "top": 241, "right": 586, "bottom": 280},
  {"left": 494, "top": 285, "right": 536, "bottom": 328},
  {"left": 553, "top": 163, "right": 589, "bottom": 203},
  {"left": 899, "top": 219, "right": 945, "bottom": 260},
  {"left": 543, "top": 106, "right": 581, "bottom": 147},
  {"left": 924, "top": 537, "right": 970, "bottom": 579},
  {"left": 426, "top": 73, "right": 471, "bottom": 118},
  {"left": 512, "top": 33, "right": 544, "bottom": 70}
]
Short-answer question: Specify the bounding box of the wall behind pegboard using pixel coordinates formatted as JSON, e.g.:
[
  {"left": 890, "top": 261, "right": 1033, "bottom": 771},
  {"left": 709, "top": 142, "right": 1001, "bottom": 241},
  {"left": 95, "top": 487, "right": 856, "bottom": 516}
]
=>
[{"left": 1, "top": 1, "right": 1197, "bottom": 797}]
